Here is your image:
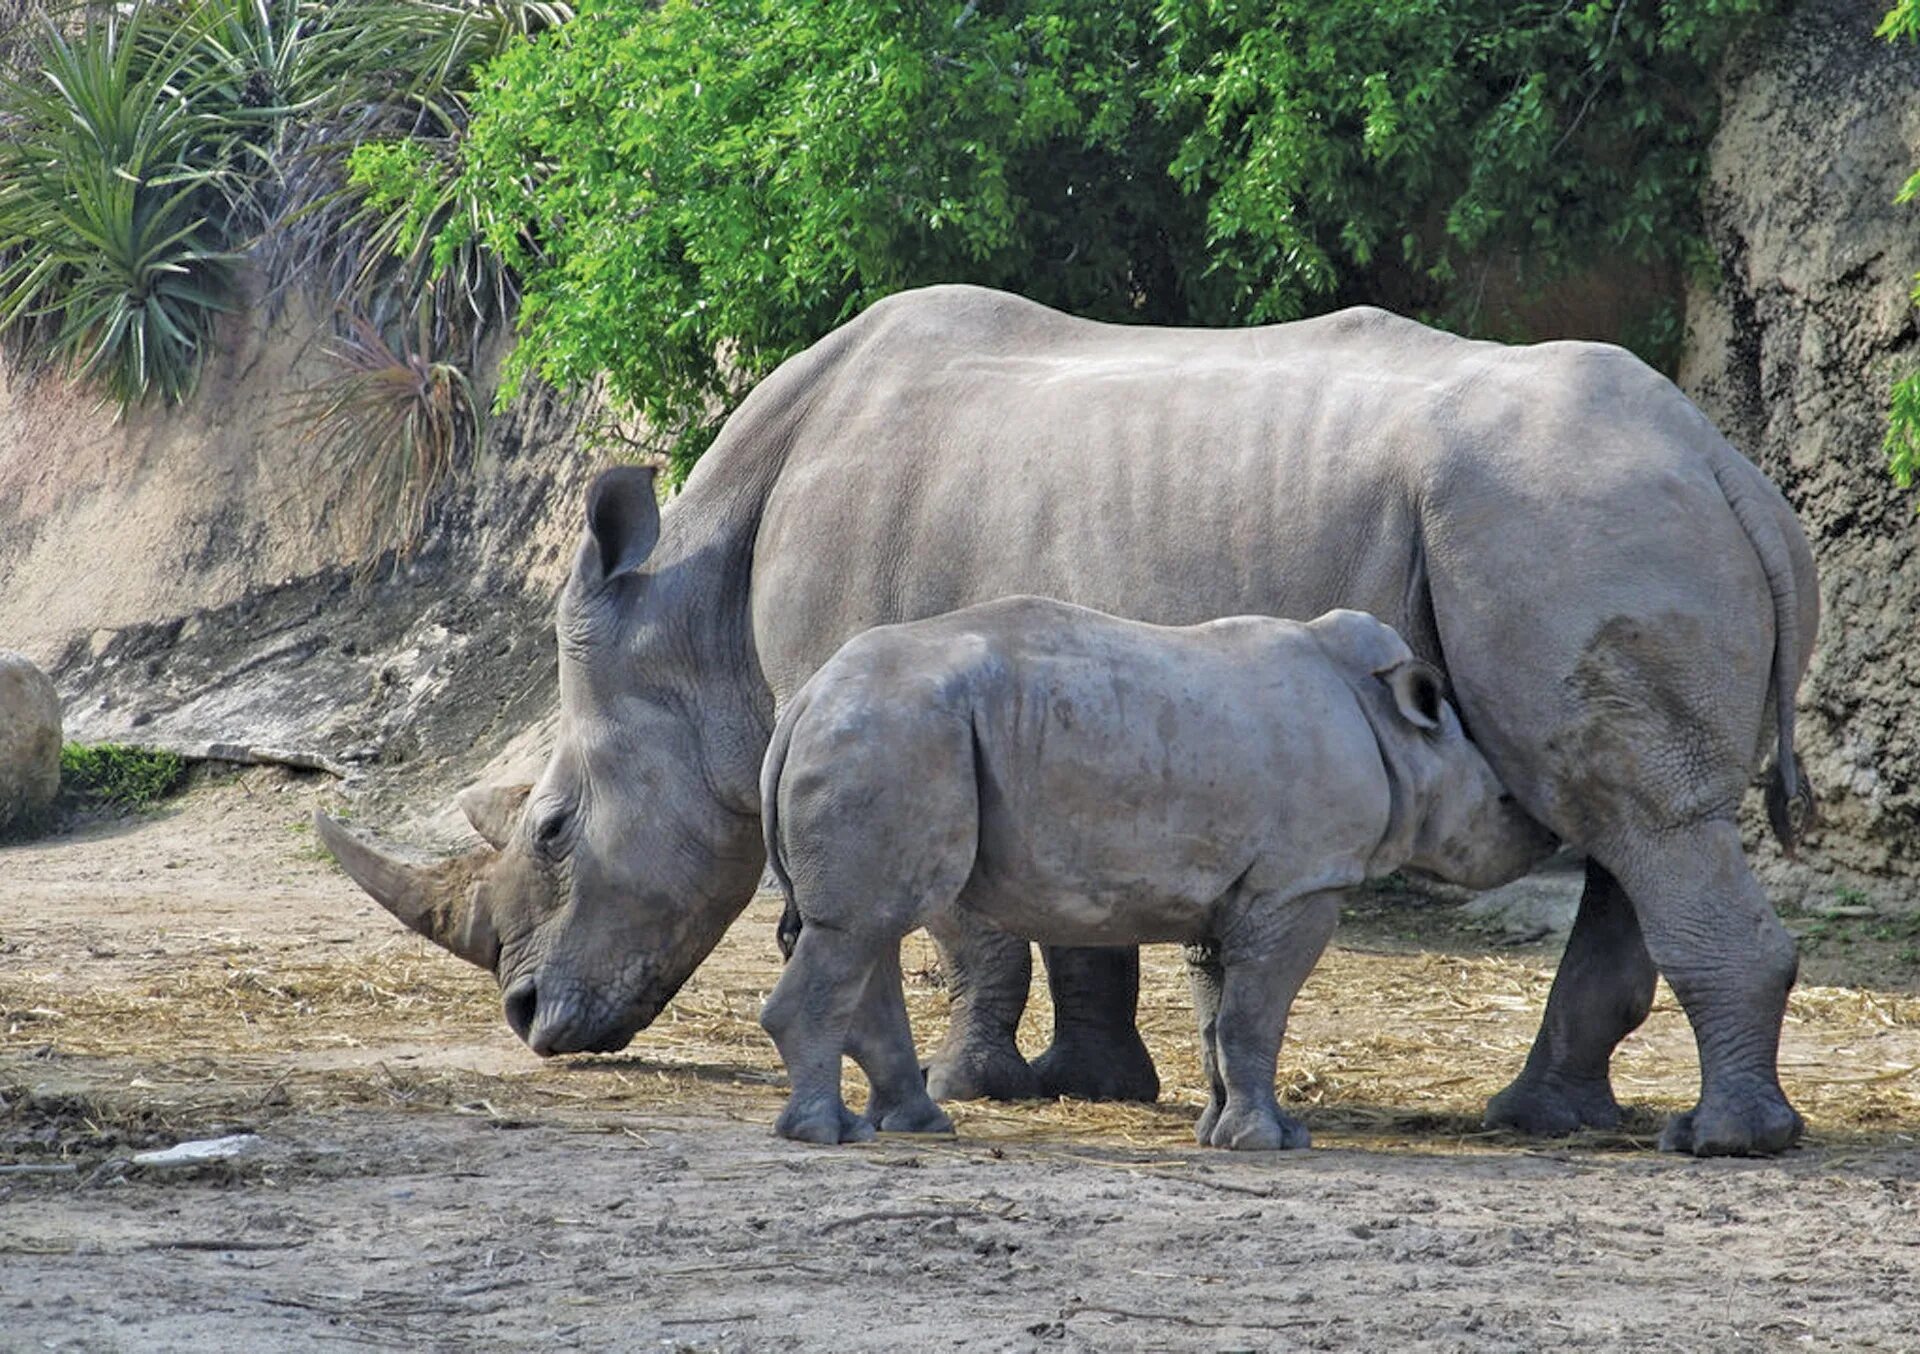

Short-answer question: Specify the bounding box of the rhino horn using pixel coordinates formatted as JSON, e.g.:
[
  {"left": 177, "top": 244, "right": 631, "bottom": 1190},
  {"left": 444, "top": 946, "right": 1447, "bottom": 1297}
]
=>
[
  {"left": 457, "top": 782, "right": 531, "bottom": 850},
  {"left": 314, "top": 812, "right": 500, "bottom": 970}
]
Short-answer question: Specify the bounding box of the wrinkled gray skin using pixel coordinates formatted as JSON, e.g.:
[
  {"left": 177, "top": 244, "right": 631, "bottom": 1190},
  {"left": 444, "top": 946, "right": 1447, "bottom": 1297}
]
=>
[
  {"left": 760, "top": 600, "right": 1558, "bottom": 1148},
  {"left": 319, "top": 284, "right": 1818, "bottom": 1156}
]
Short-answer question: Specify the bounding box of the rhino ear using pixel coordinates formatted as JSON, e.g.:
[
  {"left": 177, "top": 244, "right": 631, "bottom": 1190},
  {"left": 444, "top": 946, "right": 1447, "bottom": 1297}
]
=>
[
  {"left": 458, "top": 782, "right": 531, "bottom": 850},
  {"left": 584, "top": 465, "right": 660, "bottom": 581},
  {"left": 1376, "top": 659, "right": 1444, "bottom": 732}
]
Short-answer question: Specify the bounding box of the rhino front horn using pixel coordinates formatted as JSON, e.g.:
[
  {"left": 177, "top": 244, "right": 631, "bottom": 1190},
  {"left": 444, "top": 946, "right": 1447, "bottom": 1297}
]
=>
[{"left": 314, "top": 812, "right": 501, "bottom": 971}]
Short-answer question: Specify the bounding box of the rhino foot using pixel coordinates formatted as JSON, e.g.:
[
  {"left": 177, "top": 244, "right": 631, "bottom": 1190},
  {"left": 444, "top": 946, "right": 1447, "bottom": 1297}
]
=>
[
  {"left": 775, "top": 1098, "right": 876, "bottom": 1146},
  {"left": 1658, "top": 1095, "right": 1803, "bottom": 1158},
  {"left": 873, "top": 1096, "right": 955, "bottom": 1136},
  {"left": 924, "top": 1039, "right": 1043, "bottom": 1102},
  {"left": 1031, "top": 1027, "right": 1160, "bottom": 1103},
  {"left": 1483, "top": 1072, "right": 1623, "bottom": 1136},
  {"left": 1209, "top": 1103, "right": 1311, "bottom": 1151},
  {"left": 1194, "top": 1097, "right": 1222, "bottom": 1147}
]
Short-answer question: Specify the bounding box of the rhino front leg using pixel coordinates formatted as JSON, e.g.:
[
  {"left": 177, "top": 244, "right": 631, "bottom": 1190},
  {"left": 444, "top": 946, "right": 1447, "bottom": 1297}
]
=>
[
  {"left": 847, "top": 943, "right": 954, "bottom": 1134},
  {"left": 1484, "top": 860, "right": 1658, "bottom": 1135},
  {"left": 1032, "top": 946, "right": 1160, "bottom": 1103},
  {"left": 761, "top": 922, "right": 882, "bottom": 1145},
  {"left": 1610, "top": 822, "right": 1802, "bottom": 1157},
  {"left": 1206, "top": 893, "right": 1340, "bottom": 1151},
  {"left": 921, "top": 908, "right": 1043, "bottom": 1101},
  {"left": 1184, "top": 941, "right": 1227, "bottom": 1143}
]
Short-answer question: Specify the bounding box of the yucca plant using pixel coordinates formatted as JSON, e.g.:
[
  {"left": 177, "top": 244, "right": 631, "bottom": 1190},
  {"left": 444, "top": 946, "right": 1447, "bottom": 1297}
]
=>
[
  {"left": 174, "top": 0, "right": 350, "bottom": 237},
  {"left": 340, "top": 133, "right": 516, "bottom": 350},
  {"left": 0, "top": 1, "right": 568, "bottom": 407},
  {"left": 327, "top": 0, "right": 574, "bottom": 122},
  {"left": 0, "top": 0, "right": 564, "bottom": 554},
  {"left": 261, "top": 2, "right": 570, "bottom": 364},
  {"left": 0, "top": 4, "right": 240, "bottom": 406},
  {"left": 289, "top": 308, "right": 483, "bottom": 559},
  {"left": 49, "top": 157, "right": 239, "bottom": 404}
]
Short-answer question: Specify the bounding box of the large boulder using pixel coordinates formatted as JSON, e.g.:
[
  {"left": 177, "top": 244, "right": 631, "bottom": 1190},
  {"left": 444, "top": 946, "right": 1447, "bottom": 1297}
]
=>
[
  {"left": 0, "top": 650, "right": 61, "bottom": 831},
  {"left": 1681, "top": 0, "right": 1920, "bottom": 883}
]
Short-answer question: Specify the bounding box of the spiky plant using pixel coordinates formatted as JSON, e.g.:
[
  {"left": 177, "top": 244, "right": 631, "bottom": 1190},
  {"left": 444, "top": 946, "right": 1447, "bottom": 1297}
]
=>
[
  {"left": 0, "top": 4, "right": 239, "bottom": 406},
  {"left": 289, "top": 308, "right": 483, "bottom": 559},
  {"left": 262, "top": 2, "right": 570, "bottom": 362},
  {"left": 0, "top": 0, "right": 565, "bottom": 551},
  {"left": 175, "top": 0, "right": 348, "bottom": 237}
]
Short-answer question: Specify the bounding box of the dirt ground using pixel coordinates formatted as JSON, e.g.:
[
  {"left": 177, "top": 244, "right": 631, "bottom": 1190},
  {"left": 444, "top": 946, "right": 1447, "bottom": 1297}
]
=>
[{"left": 4, "top": 770, "right": 1920, "bottom": 1351}]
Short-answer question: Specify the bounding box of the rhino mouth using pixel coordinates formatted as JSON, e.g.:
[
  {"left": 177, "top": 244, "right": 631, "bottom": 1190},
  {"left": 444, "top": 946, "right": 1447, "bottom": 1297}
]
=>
[{"left": 506, "top": 970, "right": 691, "bottom": 1058}]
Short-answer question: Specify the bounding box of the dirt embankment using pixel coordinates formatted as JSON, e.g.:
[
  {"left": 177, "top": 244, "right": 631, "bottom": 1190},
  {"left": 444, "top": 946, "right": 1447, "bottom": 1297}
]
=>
[
  {"left": 2, "top": 775, "right": 1919, "bottom": 1350},
  {"left": 0, "top": 287, "right": 604, "bottom": 829}
]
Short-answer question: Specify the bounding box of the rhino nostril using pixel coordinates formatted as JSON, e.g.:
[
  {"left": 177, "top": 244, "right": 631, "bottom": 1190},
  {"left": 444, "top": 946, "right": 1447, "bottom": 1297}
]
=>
[{"left": 503, "top": 978, "right": 538, "bottom": 1043}]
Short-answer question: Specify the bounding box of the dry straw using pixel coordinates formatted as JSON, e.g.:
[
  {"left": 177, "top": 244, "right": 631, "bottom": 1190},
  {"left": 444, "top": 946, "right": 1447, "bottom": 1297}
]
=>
[{"left": 5, "top": 895, "right": 1918, "bottom": 1153}]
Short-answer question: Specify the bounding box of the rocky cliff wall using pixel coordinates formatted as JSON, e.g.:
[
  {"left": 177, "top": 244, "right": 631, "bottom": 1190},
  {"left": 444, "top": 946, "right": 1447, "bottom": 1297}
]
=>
[{"left": 1681, "top": 0, "right": 1920, "bottom": 888}]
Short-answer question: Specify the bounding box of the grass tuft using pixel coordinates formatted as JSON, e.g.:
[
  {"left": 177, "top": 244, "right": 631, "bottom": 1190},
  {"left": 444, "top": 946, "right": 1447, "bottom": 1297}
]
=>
[{"left": 59, "top": 743, "right": 188, "bottom": 811}]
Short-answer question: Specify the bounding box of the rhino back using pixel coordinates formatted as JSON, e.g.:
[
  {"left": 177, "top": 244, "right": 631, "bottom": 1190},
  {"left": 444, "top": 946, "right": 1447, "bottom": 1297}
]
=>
[
  {"left": 725, "top": 286, "right": 1784, "bottom": 843},
  {"left": 744, "top": 288, "right": 1718, "bottom": 684},
  {"left": 856, "top": 601, "right": 1392, "bottom": 944}
]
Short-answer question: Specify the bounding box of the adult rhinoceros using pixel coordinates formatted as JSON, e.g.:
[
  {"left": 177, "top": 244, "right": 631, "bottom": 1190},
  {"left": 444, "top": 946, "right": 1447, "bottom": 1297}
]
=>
[{"left": 320, "top": 283, "right": 1817, "bottom": 1156}]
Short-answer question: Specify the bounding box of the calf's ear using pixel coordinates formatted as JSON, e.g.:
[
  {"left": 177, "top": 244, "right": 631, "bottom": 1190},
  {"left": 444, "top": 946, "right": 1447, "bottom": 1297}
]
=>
[
  {"left": 584, "top": 465, "right": 660, "bottom": 581},
  {"left": 457, "top": 782, "right": 532, "bottom": 850},
  {"left": 1376, "top": 659, "right": 1444, "bottom": 732}
]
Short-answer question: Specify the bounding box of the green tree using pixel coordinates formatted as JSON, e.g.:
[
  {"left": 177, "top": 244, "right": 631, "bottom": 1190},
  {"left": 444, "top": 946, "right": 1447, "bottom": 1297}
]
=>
[
  {"left": 439, "top": 0, "right": 1775, "bottom": 476},
  {"left": 1881, "top": 0, "right": 1920, "bottom": 490}
]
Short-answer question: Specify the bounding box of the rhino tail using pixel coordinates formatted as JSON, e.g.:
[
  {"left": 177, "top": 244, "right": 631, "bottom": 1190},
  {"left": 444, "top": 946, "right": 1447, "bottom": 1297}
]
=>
[
  {"left": 1710, "top": 445, "right": 1814, "bottom": 855},
  {"left": 762, "top": 688, "right": 808, "bottom": 960}
]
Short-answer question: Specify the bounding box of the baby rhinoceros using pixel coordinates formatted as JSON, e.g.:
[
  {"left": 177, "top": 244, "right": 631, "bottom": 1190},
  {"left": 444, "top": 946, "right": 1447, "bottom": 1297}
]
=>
[{"left": 759, "top": 597, "right": 1555, "bottom": 1149}]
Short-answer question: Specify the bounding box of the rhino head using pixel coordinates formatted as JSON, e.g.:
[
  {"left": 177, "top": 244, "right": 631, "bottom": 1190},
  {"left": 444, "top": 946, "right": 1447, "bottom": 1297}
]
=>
[
  {"left": 319, "top": 467, "right": 772, "bottom": 1055},
  {"left": 1307, "top": 608, "right": 1558, "bottom": 891},
  {"left": 1371, "top": 655, "right": 1559, "bottom": 889}
]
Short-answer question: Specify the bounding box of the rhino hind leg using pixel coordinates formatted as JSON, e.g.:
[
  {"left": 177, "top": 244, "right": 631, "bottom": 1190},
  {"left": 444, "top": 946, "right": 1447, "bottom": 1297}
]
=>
[
  {"left": 1608, "top": 821, "right": 1802, "bottom": 1157},
  {"left": 848, "top": 944, "right": 953, "bottom": 1135},
  {"left": 1031, "top": 946, "right": 1161, "bottom": 1103},
  {"left": 1484, "top": 861, "right": 1657, "bottom": 1136},
  {"left": 1205, "top": 893, "right": 1340, "bottom": 1152},
  {"left": 761, "top": 922, "right": 881, "bottom": 1145},
  {"left": 921, "top": 910, "right": 1044, "bottom": 1102}
]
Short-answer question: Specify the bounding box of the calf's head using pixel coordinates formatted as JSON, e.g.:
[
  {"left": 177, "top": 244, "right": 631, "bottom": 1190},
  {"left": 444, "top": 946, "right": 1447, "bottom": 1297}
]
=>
[
  {"left": 1371, "top": 657, "right": 1557, "bottom": 889},
  {"left": 320, "top": 467, "right": 769, "bottom": 1056},
  {"left": 1308, "top": 609, "right": 1555, "bottom": 890}
]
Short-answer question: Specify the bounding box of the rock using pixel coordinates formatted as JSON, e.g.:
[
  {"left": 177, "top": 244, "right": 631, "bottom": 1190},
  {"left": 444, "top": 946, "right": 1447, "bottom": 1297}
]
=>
[
  {"left": 0, "top": 651, "right": 61, "bottom": 831},
  {"left": 1461, "top": 858, "right": 1585, "bottom": 946},
  {"left": 131, "top": 1134, "right": 262, "bottom": 1168},
  {"left": 1681, "top": 0, "right": 1920, "bottom": 879}
]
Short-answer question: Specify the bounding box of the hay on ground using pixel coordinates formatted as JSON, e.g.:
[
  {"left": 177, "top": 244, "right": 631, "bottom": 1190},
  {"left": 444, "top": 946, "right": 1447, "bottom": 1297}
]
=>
[{"left": 5, "top": 895, "right": 1918, "bottom": 1153}]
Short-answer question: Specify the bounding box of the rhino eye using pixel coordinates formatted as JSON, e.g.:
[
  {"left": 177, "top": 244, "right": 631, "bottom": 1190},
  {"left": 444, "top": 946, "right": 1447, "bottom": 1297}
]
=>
[{"left": 531, "top": 808, "right": 573, "bottom": 858}]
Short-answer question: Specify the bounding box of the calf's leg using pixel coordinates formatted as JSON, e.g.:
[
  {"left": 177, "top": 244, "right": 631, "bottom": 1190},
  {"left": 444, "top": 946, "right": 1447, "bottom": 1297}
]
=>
[
  {"left": 1206, "top": 894, "right": 1340, "bottom": 1151},
  {"left": 761, "top": 922, "right": 885, "bottom": 1145},
  {"left": 1032, "top": 945, "right": 1160, "bottom": 1103},
  {"left": 1484, "top": 861, "right": 1658, "bottom": 1134},
  {"left": 847, "top": 943, "right": 953, "bottom": 1134}
]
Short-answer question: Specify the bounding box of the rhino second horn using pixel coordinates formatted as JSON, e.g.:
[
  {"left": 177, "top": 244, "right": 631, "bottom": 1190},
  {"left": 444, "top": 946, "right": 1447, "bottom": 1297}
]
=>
[
  {"left": 313, "top": 812, "right": 500, "bottom": 970},
  {"left": 457, "top": 782, "right": 531, "bottom": 851}
]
